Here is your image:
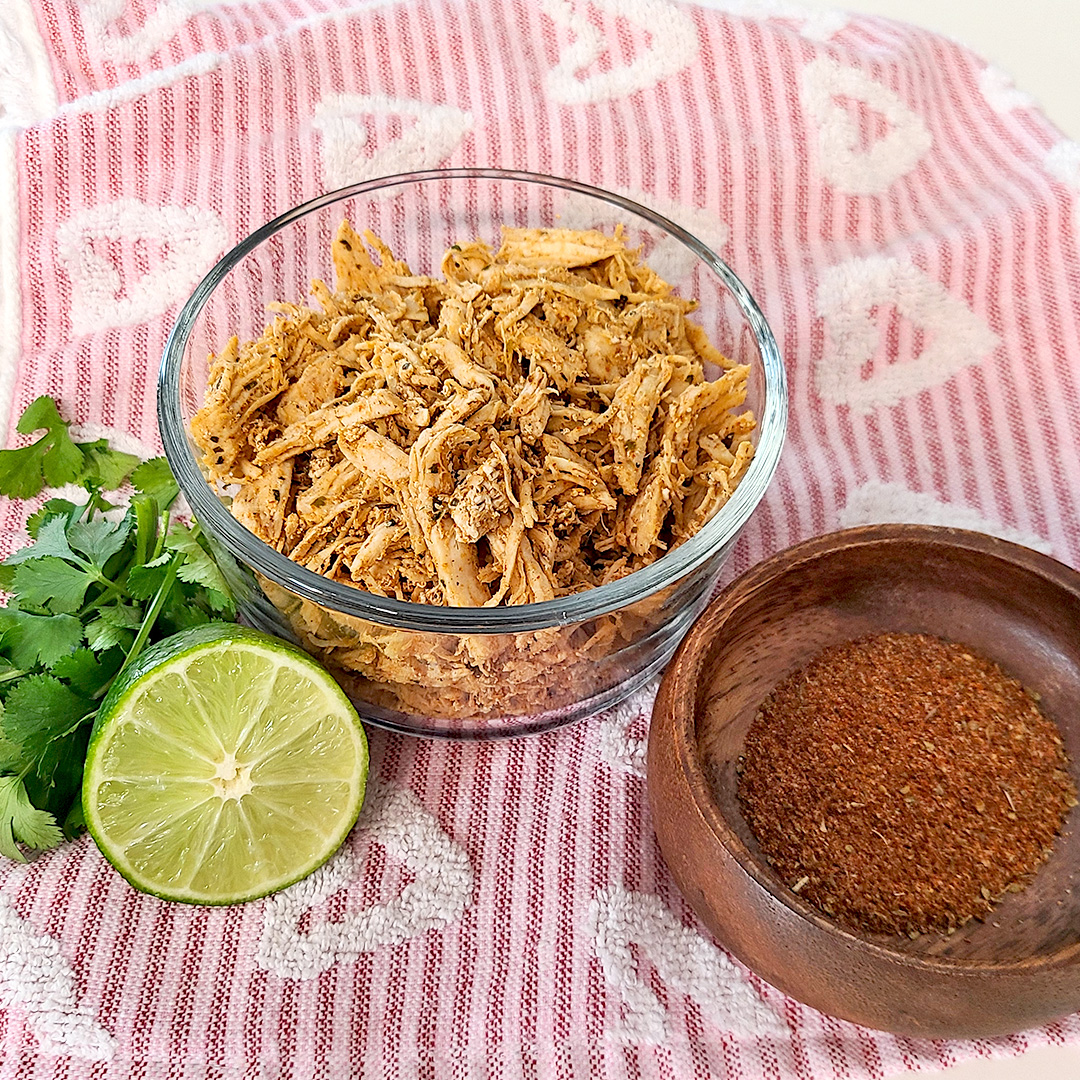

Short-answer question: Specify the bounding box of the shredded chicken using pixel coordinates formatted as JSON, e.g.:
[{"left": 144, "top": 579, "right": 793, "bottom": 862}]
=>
[{"left": 192, "top": 223, "right": 756, "bottom": 720}]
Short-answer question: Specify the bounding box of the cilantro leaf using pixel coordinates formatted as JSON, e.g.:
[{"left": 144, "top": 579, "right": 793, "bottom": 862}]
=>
[
  {"left": 26, "top": 723, "right": 91, "bottom": 821},
  {"left": 0, "top": 813, "right": 20, "bottom": 861},
  {"left": 8, "top": 557, "right": 93, "bottom": 615},
  {"left": 0, "top": 397, "right": 84, "bottom": 498},
  {"left": 84, "top": 603, "right": 142, "bottom": 653},
  {"left": 84, "top": 622, "right": 129, "bottom": 654},
  {"left": 4, "top": 515, "right": 80, "bottom": 566},
  {"left": 11, "top": 801, "right": 64, "bottom": 851},
  {"left": 0, "top": 610, "right": 83, "bottom": 669},
  {"left": 2, "top": 674, "right": 91, "bottom": 764},
  {"left": 66, "top": 517, "right": 132, "bottom": 569},
  {"left": 52, "top": 647, "right": 121, "bottom": 696},
  {"left": 0, "top": 398, "right": 138, "bottom": 504},
  {"left": 0, "top": 717, "right": 23, "bottom": 772},
  {"left": 166, "top": 526, "right": 235, "bottom": 613},
  {"left": 20, "top": 399, "right": 86, "bottom": 488},
  {"left": 0, "top": 776, "right": 64, "bottom": 861},
  {"left": 157, "top": 596, "right": 212, "bottom": 635},
  {"left": 98, "top": 603, "right": 143, "bottom": 631},
  {"left": 26, "top": 498, "right": 80, "bottom": 538},
  {"left": 0, "top": 753, "right": 22, "bottom": 779},
  {"left": 131, "top": 457, "right": 180, "bottom": 510},
  {"left": 76, "top": 440, "right": 139, "bottom": 492},
  {"left": 204, "top": 588, "right": 234, "bottom": 617},
  {"left": 127, "top": 552, "right": 172, "bottom": 601},
  {"left": 0, "top": 446, "right": 55, "bottom": 501},
  {"left": 63, "top": 794, "right": 85, "bottom": 837}
]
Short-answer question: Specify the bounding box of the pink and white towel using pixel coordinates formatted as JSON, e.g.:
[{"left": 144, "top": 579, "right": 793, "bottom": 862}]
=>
[{"left": 1, "top": 1, "right": 1079, "bottom": 1077}]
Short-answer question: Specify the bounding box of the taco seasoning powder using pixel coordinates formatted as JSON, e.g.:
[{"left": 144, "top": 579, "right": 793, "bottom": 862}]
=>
[{"left": 736, "top": 633, "right": 1077, "bottom": 937}]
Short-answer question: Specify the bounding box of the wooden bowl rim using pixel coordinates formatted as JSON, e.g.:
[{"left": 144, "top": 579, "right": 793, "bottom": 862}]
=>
[{"left": 661, "top": 523, "right": 1080, "bottom": 976}]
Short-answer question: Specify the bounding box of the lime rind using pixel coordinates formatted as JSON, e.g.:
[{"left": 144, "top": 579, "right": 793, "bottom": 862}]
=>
[{"left": 83, "top": 624, "right": 368, "bottom": 905}]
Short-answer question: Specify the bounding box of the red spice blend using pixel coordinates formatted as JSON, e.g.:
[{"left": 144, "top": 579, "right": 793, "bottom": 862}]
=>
[{"left": 737, "top": 632, "right": 1077, "bottom": 937}]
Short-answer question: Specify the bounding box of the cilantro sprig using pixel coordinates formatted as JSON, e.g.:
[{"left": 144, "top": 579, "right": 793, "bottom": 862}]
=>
[
  {"left": 0, "top": 397, "right": 236, "bottom": 860},
  {"left": 0, "top": 396, "right": 141, "bottom": 503}
]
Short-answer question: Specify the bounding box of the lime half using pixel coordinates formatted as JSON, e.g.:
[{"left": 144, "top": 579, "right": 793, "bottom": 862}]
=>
[{"left": 83, "top": 623, "right": 368, "bottom": 905}]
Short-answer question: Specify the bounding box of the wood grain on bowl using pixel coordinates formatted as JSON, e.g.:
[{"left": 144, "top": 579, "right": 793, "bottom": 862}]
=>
[{"left": 647, "top": 524, "right": 1080, "bottom": 1038}]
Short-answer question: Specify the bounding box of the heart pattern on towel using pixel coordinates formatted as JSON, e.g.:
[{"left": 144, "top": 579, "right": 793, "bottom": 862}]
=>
[
  {"left": 695, "top": 0, "right": 849, "bottom": 42},
  {"left": 595, "top": 682, "right": 656, "bottom": 778},
  {"left": 978, "top": 65, "right": 1035, "bottom": 114},
  {"left": 80, "top": 0, "right": 243, "bottom": 63},
  {"left": 837, "top": 480, "right": 1053, "bottom": 554},
  {"left": 4, "top": 1, "right": 1080, "bottom": 1074},
  {"left": 256, "top": 784, "right": 474, "bottom": 980},
  {"left": 0, "top": 892, "right": 115, "bottom": 1061},
  {"left": 55, "top": 198, "right": 228, "bottom": 336},
  {"left": 312, "top": 93, "right": 475, "bottom": 193},
  {"left": 542, "top": 0, "right": 699, "bottom": 105},
  {"left": 801, "top": 56, "right": 932, "bottom": 194},
  {"left": 588, "top": 885, "right": 788, "bottom": 1045},
  {"left": 815, "top": 254, "right": 1000, "bottom": 413},
  {"left": 1045, "top": 140, "right": 1080, "bottom": 232}
]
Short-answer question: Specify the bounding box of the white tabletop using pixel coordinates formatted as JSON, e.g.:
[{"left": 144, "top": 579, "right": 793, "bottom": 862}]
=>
[
  {"left": 801, "top": 0, "right": 1080, "bottom": 141},
  {"left": 802, "top": 1, "right": 1079, "bottom": 1076},
  {"left": 912, "top": 1045, "right": 1080, "bottom": 1080}
]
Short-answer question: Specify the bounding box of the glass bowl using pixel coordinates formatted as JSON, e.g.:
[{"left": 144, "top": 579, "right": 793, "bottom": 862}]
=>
[{"left": 158, "top": 168, "right": 787, "bottom": 738}]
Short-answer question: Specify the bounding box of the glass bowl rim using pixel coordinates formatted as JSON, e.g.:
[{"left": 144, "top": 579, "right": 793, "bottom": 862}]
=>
[{"left": 158, "top": 166, "right": 788, "bottom": 634}]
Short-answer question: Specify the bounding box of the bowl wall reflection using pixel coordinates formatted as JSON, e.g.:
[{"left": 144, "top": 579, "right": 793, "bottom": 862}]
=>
[{"left": 158, "top": 168, "right": 787, "bottom": 738}]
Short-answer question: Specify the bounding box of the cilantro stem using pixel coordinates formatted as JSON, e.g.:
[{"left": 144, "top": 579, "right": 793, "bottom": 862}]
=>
[
  {"left": 89, "top": 571, "right": 132, "bottom": 603},
  {"left": 75, "top": 572, "right": 133, "bottom": 619},
  {"left": 115, "top": 553, "right": 182, "bottom": 679},
  {"left": 152, "top": 519, "right": 169, "bottom": 561},
  {"left": 65, "top": 553, "right": 134, "bottom": 605},
  {"left": 116, "top": 495, "right": 162, "bottom": 591},
  {"left": 53, "top": 711, "right": 97, "bottom": 737},
  {"left": 131, "top": 495, "right": 159, "bottom": 571}
]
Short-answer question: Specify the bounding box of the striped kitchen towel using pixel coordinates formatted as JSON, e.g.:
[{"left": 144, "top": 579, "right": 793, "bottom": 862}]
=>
[{"left": 0, "top": 1, "right": 1078, "bottom": 1077}]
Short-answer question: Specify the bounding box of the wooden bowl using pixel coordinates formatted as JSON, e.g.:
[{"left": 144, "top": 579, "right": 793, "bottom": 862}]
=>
[{"left": 648, "top": 524, "right": 1080, "bottom": 1038}]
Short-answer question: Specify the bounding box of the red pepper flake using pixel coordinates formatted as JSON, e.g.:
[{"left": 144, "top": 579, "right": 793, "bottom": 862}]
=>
[{"left": 737, "top": 633, "right": 1077, "bottom": 937}]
